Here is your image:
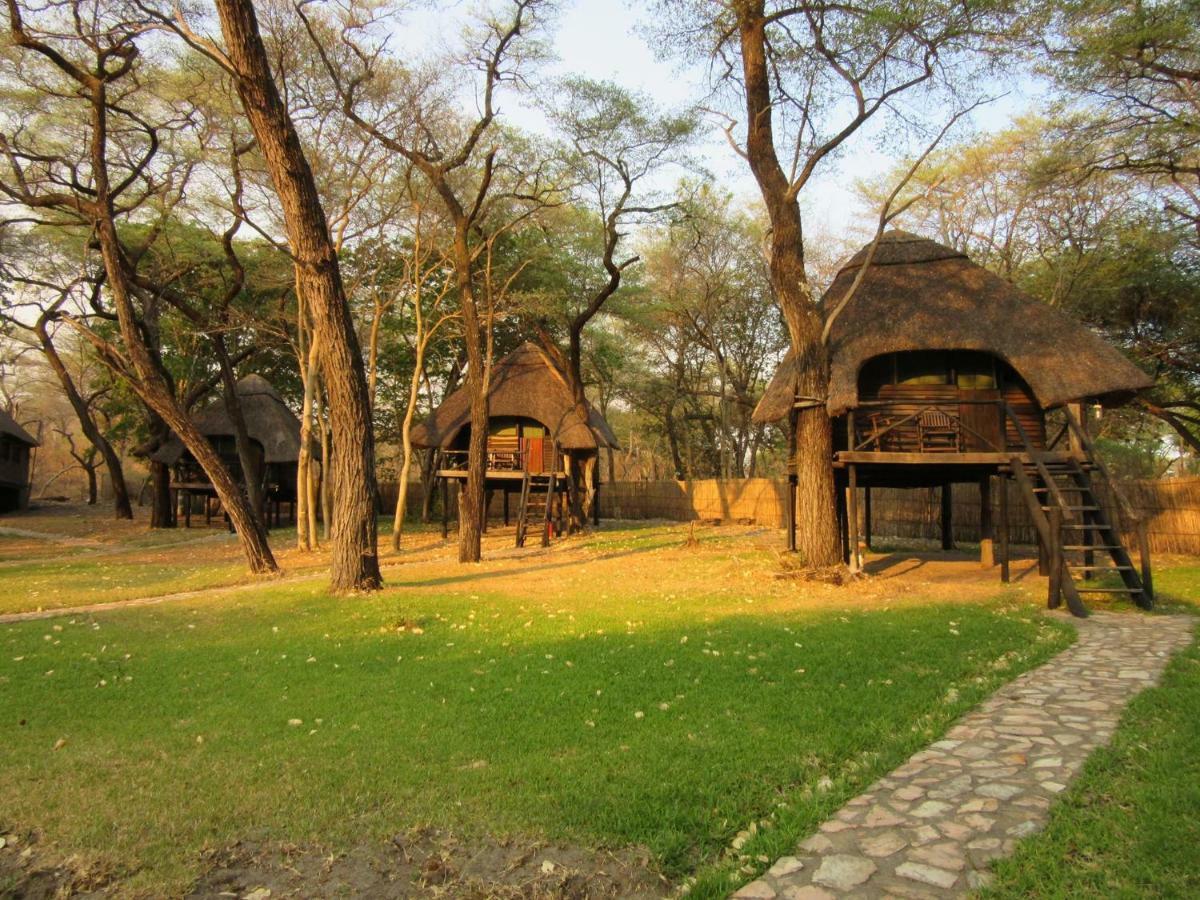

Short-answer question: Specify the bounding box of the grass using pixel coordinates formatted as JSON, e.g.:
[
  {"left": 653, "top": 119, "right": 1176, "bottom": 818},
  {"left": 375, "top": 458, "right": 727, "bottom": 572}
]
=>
[
  {"left": 0, "top": 532, "right": 1072, "bottom": 897},
  {"left": 983, "top": 626, "right": 1199, "bottom": 899}
]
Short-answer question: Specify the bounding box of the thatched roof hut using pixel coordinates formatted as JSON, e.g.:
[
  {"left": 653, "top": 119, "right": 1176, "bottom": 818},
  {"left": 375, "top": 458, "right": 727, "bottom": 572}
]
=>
[
  {"left": 153, "top": 374, "right": 304, "bottom": 465},
  {"left": 412, "top": 342, "right": 619, "bottom": 450},
  {"left": 754, "top": 230, "right": 1153, "bottom": 423},
  {"left": 0, "top": 408, "right": 37, "bottom": 447}
]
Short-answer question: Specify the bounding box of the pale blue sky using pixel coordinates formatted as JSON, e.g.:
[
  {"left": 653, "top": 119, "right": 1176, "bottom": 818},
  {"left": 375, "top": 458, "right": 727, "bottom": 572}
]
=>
[{"left": 398, "top": 0, "right": 1048, "bottom": 236}]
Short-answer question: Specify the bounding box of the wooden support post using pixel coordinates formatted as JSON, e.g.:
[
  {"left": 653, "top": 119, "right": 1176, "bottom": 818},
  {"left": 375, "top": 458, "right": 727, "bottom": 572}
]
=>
[
  {"left": 593, "top": 483, "right": 601, "bottom": 526},
  {"left": 940, "top": 483, "right": 953, "bottom": 551},
  {"left": 205, "top": 495, "right": 213, "bottom": 527},
  {"left": 184, "top": 489, "right": 192, "bottom": 528},
  {"left": 847, "top": 465, "right": 861, "bottom": 573},
  {"left": 440, "top": 478, "right": 449, "bottom": 540},
  {"left": 786, "top": 476, "right": 797, "bottom": 553},
  {"left": 999, "top": 475, "right": 1010, "bottom": 584},
  {"left": 503, "top": 490, "right": 510, "bottom": 526},
  {"left": 482, "top": 489, "right": 491, "bottom": 533},
  {"left": 863, "top": 486, "right": 872, "bottom": 552},
  {"left": 1067, "top": 402, "right": 1086, "bottom": 456},
  {"left": 1137, "top": 520, "right": 1154, "bottom": 608},
  {"left": 837, "top": 473, "right": 849, "bottom": 565},
  {"left": 979, "top": 476, "right": 994, "bottom": 568},
  {"left": 1037, "top": 528, "right": 1049, "bottom": 576},
  {"left": 1047, "top": 505, "right": 1063, "bottom": 609}
]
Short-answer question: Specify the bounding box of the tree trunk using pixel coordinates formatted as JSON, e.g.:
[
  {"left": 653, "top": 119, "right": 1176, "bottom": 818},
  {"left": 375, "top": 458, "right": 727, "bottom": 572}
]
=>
[
  {"left": 420, "top": 448, "right": 437, "bottom": 523},
  {"left": 392, "top": 337, "right": 427, "bottom": 550},
  {"left": 296, "top": 320, "right": 319, "bottom": 550},
  {"left": 84, "top": 463, "right": 97, "bottom": 505},
  {"left": 36, "top": 323, "right": 133, "bottom": 519},
  {"left": 215, "top": 0, "right": 381, "bottom": 591},
  {"left": 737, "top": 5, "right": 840, "bottom": 566},
  {"left": 73, "top": 25, "right": 275, "bottom": 573},
  {"left": 215, "top": 338, "right": 265, "bottom": 527}
]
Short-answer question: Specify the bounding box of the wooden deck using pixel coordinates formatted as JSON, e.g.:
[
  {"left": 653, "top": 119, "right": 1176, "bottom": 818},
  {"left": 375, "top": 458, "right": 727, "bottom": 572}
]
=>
[{"left": 834, "top": 451, "right": 1068, "bottom": 466}]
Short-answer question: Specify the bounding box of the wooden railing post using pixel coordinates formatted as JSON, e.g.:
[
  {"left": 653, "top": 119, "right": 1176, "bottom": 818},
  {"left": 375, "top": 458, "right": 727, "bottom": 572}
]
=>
[{"left": 1047, "top": 505, "right": 1063, "bottom": 609}]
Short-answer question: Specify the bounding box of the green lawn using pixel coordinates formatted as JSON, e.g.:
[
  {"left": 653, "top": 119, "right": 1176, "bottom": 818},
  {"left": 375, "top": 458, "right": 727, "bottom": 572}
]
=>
[
  {"left": 983, "top": 626, "right": 1199, "bottom": 898},
  {"left": 0, "top": 562, "right": 1071, "bottom": 896}
]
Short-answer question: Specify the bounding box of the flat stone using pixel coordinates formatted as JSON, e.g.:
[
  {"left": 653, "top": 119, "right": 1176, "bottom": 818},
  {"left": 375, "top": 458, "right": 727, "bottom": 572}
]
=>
[
  {"left": 967, "top": 837, "right": 1002, "bottom": 850},
  {"left": 859, "top": 830, "right": 908, "bottom": 858},
  {"left": 977, "top": 783, "right": 1023, "bottom": 800},
  {"left": 895, "top": 861, "right": 959, "bottom": 889},
  {"left": 733, "top": 881, "right": 776, "bottom": 899},
  {"left": 910, "top": 800, "right": 952, "bottom": 818},
  {"left": 780, "top": 887, "right": 835, "bottom": 900},
  {"left": 767, "top": 857, "right": 804, "bottom": 878},
  {"left": 1032, "top": 756, "right": 1063, "bottom": 768},
  {"left": 811, "top": 854, "right": 876, "bottom": 891},
  {"left": 894, "top": 785, "right": 924, "bottom": 802},
  {"left": 958, "top": 797, "right": 999, "bottom": 813},
  {"left": 799, "top": 834, "right": 834, "bottom": 854},
  {"left": 863, "top": 805, "right": 905, "bottom": 828},
  {"left": 910, "top": 841, "right": 966, "bottom": 872},
  {"left": 968, "top": 870, "right": 996, "bottom": 889},
  {"left": 910, "top": 825, "right": 941, "bottom": 845}
]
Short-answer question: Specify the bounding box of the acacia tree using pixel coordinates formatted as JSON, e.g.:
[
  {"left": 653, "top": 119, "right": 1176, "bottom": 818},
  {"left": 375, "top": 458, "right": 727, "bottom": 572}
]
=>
[
  {"left": 300, "top": 0, "right": 551, "bottom": 563},
  {"left": 656, "top": 0, "right": 1018, "bottom": 565},
  {"left": 1, "top": 0, "right": 278, "bottom": 572},
  {"left": 154, "top": 0, "right": 382, "bottom": 590},
  {"left": 538, "top": 77, "right": 694, "bottom": 524}
]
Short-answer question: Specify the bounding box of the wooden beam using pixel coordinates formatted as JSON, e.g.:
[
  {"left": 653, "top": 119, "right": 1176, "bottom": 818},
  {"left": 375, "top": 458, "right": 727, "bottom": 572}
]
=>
[
  {"left": 786, "top": 475, "right": 797, "bottom": 553},
  {"left": 1048, "top": 506, "right": 1063, "bottom": 609},
  {"left": 440, "top": 477, "right": 449, "bottom": 540},
  {"left": 941, "top": 483, "right": 954, "bottom": 551},
  {"left": 979, "top": 476, "right": 994, "bottom": 568}
]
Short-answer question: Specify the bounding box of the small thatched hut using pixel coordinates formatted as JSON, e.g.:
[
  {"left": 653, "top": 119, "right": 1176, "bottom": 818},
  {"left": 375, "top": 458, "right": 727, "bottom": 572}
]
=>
[
  {"left": 412, "top": 341, "right": 618, "bottom": 542},
  {"left": 756, "top": 230, "right": 1154, "bottom": 614},
  {"left": 154, "top": 374, "right": 306, "bottom": 526},
  {"left": 0, "top": 408, "right": 38, "bottom": 513}
]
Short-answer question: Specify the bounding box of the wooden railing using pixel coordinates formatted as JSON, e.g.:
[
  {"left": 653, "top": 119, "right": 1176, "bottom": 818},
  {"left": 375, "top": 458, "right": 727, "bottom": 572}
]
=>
[
  {"left": 850, "top": 398, "right": 1009, "bottom": 453},
  {"left": 437, "top": 446, "right": 563, "bottom": 473}
]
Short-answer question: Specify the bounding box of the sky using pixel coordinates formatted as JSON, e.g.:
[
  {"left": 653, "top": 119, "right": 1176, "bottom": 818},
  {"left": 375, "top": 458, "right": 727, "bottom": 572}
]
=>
[{"left": 395, "top": 0, "right": 1051, "bottom": 239}]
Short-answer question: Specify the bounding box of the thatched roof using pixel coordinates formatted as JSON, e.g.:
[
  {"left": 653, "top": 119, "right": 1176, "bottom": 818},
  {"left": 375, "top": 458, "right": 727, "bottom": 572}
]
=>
[
  {"left": 153, "top": 374, "right": 305, "bottom": 465},
  {"left": 411, "top": 342, "right": 619, "bottom": 451},
  {"left": 0, "top": 408, "right": 37, "bottom": 446},
  {"left": 754, "top": 230, "right": 1153, "bottom": 422}
]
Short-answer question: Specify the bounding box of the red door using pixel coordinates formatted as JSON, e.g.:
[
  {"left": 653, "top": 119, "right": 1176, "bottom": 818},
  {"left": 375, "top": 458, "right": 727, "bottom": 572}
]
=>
[{"left": 524, "top": 436, "right": 545, "bottom": 473}]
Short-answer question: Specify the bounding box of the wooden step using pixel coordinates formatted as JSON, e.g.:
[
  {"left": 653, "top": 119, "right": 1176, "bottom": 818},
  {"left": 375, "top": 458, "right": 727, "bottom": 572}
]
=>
[
  {"left": 1074, "top": 586, "right": 1141, "bottom": 594},
  {"left": 1040, "top": 505, "right": 1100, "bottom": 511},
  {"left": 1061, "top": 523, "right": 1112, "bottom": 530},
  {"left": 1067, "top": 564, "right": 1136, "bottom": 572},
  {"left": 1063, "top": 544, "right": 1122, "bottom": 551}
]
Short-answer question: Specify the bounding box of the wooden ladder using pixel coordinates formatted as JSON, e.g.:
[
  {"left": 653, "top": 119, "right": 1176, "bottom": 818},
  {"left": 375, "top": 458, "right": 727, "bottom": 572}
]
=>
[
  {"left": 1005, "top": 405, "right": 1153, "bottom": 616},
  {"left": 515, "top": 470, "right": 557, "bottom": 548}
]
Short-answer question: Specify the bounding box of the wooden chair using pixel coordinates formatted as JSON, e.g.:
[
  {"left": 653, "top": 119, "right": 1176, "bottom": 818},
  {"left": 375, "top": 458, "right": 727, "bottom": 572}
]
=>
[
  {"left": 862, "top": 413, "right": 897, "bottom": 451},
  {"left": 918, "top": 408, "right": 960, "bottom": 452}
]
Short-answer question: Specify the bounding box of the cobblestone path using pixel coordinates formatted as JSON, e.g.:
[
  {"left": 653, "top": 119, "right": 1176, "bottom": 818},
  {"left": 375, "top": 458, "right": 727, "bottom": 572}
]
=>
[{"left": 733, "top": 612, "right": 1194, "bottom": 899}]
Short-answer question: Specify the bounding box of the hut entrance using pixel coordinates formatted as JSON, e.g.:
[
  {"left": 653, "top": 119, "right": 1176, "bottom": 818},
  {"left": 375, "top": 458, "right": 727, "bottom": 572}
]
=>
[{"left": 458, "top": 417, "right": 555, "bottom": 474}]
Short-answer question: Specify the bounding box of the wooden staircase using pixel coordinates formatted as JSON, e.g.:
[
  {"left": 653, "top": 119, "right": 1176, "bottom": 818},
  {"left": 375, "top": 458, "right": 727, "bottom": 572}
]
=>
[
  {"left": 515, "top": 470, "right": 558, "bottom": 548},
  {"left": 1005, "top": 405, "right": 1153, "bottom": 616}
]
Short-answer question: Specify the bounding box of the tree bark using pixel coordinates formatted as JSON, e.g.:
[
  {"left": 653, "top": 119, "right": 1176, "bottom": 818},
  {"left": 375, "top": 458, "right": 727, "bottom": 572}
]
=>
[
  {"left": 215, "top": 0, "right": 381, "bottom": 591},
  {"left": 215, "top": 337, "right": 265, "bottom": 526},
  {"left": 737, "top": 5, "right": 840, "bottom": 566}
]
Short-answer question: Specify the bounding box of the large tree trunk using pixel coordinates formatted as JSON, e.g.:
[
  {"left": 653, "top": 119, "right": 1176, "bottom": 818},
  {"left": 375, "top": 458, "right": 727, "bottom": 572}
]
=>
[
  {"left": 296, "top": 327, "right": 320, "bottom": 550},
  {"left": 35, "top": 323, "right": 133, "bottom": 519},
  {"left": 84, "top": 462, "right": 98, "bottom": 505},
  {"left": 392, "top": 337, "right": 427, "bottom": 550},
  {"left": 215, "top": 0, "right": 381, "bottom": 592},
  {"left": 738, "top": 6, "right": 840, "bottom": 567}
]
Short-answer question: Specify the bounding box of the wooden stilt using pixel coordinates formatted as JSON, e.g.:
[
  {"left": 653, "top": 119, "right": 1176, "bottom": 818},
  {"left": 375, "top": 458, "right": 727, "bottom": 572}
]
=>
[
  {"left": 979, "top": 476, "right": 994, "bottom": 568},
  {"left": 999, "top": 474, "right": 1010, "bottom": 583},
  {"left": 863, "top": 486, "right": 872, "bottom": 551},
  {"left": 184, "top": 489, "right": 192, "bottom": 528},
  {"left": 503, "top": 490, "right": 510, "bottom": 526},
  {"left": 847, "top": 464, "right": 861, "bottom": 573},
  {"left": 940, "top": 483, "right": 953, "bottom": 551},
  {"left": 440, "top": 478, "right": 449, "bottom": 540},
  {"left": 482, "top": 489, "right": 491, "bottom": 533},
  {"left": 837, "top": 473, "right": 849, "bottom": 565},
  {"left": 786, "top": 475, "right": 797, "bottom": 553}
]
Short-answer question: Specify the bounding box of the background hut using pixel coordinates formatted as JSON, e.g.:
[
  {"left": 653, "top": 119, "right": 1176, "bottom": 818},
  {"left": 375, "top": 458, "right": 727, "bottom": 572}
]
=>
[
  {"left": 153, "top": 374, "right": 306, "bottom": 527},
  {"left": 412, "top": 341, "right": 619, "bottom": 544},
  {"left": 0, "top": 408, "right": 38, "bottom": 513},
  {"left": 755, "top": 230, "right": 1154, "bottom": 614}
]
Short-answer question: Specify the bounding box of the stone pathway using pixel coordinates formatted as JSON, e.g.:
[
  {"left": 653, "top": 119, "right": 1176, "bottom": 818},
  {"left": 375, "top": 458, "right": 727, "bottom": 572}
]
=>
[{"left": 734, "top": 612, "right": 1195, "bottom": 899}]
